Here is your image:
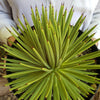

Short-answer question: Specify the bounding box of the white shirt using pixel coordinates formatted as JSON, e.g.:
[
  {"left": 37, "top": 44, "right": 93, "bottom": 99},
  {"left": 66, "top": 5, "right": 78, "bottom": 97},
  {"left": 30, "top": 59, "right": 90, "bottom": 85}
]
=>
[{"left": 0, "top": 0, "right": 100, "bottom": 48}]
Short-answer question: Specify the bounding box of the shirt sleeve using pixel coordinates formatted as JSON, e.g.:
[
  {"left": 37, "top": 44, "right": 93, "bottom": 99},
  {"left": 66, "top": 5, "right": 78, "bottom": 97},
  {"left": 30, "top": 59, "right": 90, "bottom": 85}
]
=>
[
  {"left": 0, "top": 0, "right": 17, "bottom": 44},
  {"left": 0, "top": 0, "right": 16, "bottom": 28},
  {"left": 88, "top": 0, "right": 100, "bottom": 49}
]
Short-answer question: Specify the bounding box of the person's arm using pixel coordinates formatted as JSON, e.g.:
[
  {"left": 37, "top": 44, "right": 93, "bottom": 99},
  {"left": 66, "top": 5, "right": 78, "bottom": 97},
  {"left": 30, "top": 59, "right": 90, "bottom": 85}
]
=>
[
  {"left": 88, "top": 0, "right": 100, "bottom": 49},
  {"left": 0, "top": 0, "right": 16, "bottom": 45}
]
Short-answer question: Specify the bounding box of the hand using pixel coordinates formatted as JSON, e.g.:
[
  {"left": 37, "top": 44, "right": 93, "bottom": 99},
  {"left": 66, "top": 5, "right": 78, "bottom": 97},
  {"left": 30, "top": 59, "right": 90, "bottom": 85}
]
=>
[
  {"left": 91, "top": 38, "right": 100, "bottom": 50},
  {"left": 7, "top": 36, "right": 16, "bottom": 46},
  {"left": 0, "top": 26, "right": 17, "bottom": 46},
  {"left": 92, "top": 38, "right": 98, "bottom": 46}
]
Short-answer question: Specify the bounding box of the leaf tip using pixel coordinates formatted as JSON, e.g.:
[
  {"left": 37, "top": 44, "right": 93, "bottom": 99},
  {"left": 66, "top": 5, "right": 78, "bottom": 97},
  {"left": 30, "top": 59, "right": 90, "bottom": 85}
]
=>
[{"left": 30, "top": 5, "right": 32, "bottom": 9}]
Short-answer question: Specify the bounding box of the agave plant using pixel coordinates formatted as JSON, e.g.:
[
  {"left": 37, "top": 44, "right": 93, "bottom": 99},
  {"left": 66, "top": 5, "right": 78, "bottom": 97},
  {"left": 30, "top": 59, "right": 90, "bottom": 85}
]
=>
[{"left": 0, "top": 4, "right": 100, "bottom": 100}]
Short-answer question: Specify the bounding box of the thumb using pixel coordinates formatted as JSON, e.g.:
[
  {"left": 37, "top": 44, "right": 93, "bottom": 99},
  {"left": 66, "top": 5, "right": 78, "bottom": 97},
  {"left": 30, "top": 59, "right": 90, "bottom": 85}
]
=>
[
  {"left": 7, "top": 36, "right": 16, "bottom": 46},
  {"left": 0, "top": 26, "right": 17, "bottom": 45}
]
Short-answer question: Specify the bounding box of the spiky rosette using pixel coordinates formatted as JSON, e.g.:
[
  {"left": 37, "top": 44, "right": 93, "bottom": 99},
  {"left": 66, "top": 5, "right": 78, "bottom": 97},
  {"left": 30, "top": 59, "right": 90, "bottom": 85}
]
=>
[{"left": 0, "top": 4, "right": 100, "bottom": 100}]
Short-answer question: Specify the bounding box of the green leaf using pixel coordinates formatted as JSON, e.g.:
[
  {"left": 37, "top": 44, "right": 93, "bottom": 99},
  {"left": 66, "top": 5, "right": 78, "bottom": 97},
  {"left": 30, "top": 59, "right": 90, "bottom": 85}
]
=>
[
  {"left": 56, "top": 72, "right": 68, "bottom": 100},
  {"left": 62, "top": 69, "right": 100, "bottom": 84},
  {"left": 29, "top": 77, "right": 48, "bottom": 100},
  {"left": 53, "top": 75, "right": 60, "bottom": 100},
  {"left": 57, "top": 4, "right": 64, "bottom": 26},
  {"left": 45, "top": 73, "right": 54, "bottom": 98},
  {"left": 32, "top": 47, "right": 50, "bottom": 68},
  {"left": 62, "top": 6, "right": 73, "bottom": 43}
]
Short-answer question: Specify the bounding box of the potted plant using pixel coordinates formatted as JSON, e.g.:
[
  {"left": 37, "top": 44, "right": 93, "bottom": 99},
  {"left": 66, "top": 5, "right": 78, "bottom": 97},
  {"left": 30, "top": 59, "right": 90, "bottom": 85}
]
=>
[{"left": 0, "top": 4, "right": 100, "bottom": 100}]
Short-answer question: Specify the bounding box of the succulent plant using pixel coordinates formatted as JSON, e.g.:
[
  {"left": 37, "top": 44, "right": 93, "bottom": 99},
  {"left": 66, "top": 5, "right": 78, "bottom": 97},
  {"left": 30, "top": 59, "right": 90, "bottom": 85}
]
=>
[{"left": 0, "top": 4, "right": 100, "bottom": 100}]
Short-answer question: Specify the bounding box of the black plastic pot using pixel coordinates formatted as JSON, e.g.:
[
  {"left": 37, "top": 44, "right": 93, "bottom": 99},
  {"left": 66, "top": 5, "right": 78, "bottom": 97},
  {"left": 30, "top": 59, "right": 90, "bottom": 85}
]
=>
[{"left": 79, "top": 30, "right": 100, "bottom": 100}]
